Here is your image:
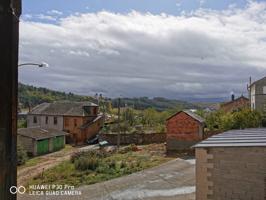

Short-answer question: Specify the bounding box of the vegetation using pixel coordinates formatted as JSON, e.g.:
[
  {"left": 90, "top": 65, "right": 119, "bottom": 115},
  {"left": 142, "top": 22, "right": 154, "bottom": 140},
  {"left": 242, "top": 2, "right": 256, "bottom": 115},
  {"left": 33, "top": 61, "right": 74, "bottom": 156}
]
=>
[
  {"left": 18, "top": 83, "right": 94, "bottom": 109},
  {"left": 112, "top": 97, "right": 198, "bottom": 111},
  {"left": 18, "top": 119, "right": 27, "bottom": 128},
  {"left": 17, "top": 143, "right": 28, "bottom": 166},
  {"left": 27, "top": 145, "right": 171, "bottom": 187},
  {"left": 104, "top": 107, "right": 173, "bottom": 134},
  {"left": 203, "top": 108, "right": 262, "bottom": 132}
]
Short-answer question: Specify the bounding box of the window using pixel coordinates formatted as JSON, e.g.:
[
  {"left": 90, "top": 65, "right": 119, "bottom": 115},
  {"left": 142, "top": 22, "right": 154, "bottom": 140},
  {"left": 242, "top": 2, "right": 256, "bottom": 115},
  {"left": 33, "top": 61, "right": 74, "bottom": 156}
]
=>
[
  {"left": 54, "top": 117, "right": 58, "bottom": 125},
  {"left": 74, "top": 119, "right": 77, "bottom": 127},
  {"left": 94, "top": 107, "right": 97, "bottom": 115},
  {"left": 33, "top": 116, "right": 37, "bottom": 123},
  {"left": 45, "top": 116, "right": 48, "bottom": 124},
  {"left": 263, "top": 86, "right": 266, "bottom": 94}
]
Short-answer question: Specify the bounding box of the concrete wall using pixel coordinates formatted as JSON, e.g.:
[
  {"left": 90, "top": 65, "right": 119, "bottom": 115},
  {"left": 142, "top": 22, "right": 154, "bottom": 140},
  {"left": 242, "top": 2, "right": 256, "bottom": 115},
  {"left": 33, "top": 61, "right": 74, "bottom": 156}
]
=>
[
  {"left": 196, "top": 147, "right": 266, "bottom": 200},
  {"left": 166, "top": 112, "right": 203, "bottom": 150},
  {"left": 99, "top": 133, "right": 166, "bottom": 145},
  {"left": 27, "top": 114, "right": 64, "bottom": 130},
  {"left": 252, "top": 78, "right": 266, "bottom": 112}
]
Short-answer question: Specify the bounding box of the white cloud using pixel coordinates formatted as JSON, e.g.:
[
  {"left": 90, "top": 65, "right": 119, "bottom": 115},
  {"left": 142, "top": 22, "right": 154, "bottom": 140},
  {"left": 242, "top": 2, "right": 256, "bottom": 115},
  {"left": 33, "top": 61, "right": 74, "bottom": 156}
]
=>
[
  {"left": 19, "top": 1, "right": 266, "bottom": 100},
  {"left": 47, "top": 10, "right": 63, "bottom": 16},
  {"left": 36, "top": 14, "right": 57, "bottom": 21},
  {"left": 198, "top": 0, "right": 206, "bottom": 7}
]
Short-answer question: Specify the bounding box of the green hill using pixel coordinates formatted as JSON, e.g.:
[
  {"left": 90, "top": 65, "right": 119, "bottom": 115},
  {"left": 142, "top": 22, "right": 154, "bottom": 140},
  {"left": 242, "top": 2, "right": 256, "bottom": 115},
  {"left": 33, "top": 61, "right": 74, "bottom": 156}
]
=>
[
  {"left": 18, "top": 83, "right": 198, "bottom": 111},
  {"left": 18, "top": 83, "right": 94, "bottom": 109},
  {"left": 111, "top": 97, "right": 198, "bottom": 111}
]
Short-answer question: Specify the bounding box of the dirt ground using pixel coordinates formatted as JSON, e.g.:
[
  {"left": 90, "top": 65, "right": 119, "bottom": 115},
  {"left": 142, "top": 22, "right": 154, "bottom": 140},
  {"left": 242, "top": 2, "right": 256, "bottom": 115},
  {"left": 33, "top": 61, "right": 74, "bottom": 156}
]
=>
[{"left": 17, "top": 144, "right": 99, "bottom": 185}]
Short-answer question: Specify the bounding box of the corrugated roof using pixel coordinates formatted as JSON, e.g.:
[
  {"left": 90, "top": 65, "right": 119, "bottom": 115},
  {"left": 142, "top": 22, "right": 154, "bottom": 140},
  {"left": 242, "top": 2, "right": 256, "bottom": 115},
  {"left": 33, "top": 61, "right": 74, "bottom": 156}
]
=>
[
  {"left": 29, "top": 101, "right": 98, "bottom": 116},
  {"left": 167, "top": 110, "right": 205, "bottom": 124},
  {"left": 18, "top": 127, "right": 68, "bottom": 140},
  {"left": 194, "top": 128, "right": 266, "bottom": 148}
]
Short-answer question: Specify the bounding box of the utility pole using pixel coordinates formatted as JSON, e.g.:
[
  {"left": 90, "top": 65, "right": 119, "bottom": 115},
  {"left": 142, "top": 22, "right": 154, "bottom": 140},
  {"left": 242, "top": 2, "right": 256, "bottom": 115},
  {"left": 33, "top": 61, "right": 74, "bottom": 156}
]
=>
[
  {"left": 247, "top": 76, "right": 252, "bottom": 109},
  {"left": 0, "top": 0, "right": 21, "bottom": 199},
  {"left": 117, "top": 97, "right": 121, "bottom": 149}
]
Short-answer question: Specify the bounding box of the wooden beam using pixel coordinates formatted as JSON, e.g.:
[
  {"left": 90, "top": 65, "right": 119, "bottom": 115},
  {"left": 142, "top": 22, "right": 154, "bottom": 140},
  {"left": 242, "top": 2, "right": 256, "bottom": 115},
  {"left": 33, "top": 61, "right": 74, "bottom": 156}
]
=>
[{"left": 0, "top": 0, "right": 21, "bottom": 199}]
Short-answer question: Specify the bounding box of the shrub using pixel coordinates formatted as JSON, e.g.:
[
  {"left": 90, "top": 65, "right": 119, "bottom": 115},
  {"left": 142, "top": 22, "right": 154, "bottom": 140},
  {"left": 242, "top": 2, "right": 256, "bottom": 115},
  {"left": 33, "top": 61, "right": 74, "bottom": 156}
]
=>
[
  {"left": 74, "top": 156, "right": 99, "bottom": 171},
  {"left": 205, "top": 108, "right": 262, "bottom": 131},
  {"left": 17, "top": 143, "right": 28, "bottom": 165}
]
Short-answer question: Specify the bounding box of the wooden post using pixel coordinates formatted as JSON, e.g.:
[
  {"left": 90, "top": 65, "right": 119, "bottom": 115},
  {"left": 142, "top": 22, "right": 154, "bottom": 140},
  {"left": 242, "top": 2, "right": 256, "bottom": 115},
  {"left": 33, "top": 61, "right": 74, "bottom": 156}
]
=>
[
  {"left": 117, "top": 97, "right": 121, "bottom": 149},
  {"left": 0, "top": 0, "right": 21, "bottom": 199}
]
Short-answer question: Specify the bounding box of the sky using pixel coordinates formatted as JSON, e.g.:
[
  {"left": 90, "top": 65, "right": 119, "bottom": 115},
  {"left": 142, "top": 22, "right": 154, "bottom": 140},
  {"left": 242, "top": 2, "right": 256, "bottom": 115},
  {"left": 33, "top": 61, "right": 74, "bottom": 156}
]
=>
[{"left": 19, "top": 0, "right": 266, "bottom": 101}]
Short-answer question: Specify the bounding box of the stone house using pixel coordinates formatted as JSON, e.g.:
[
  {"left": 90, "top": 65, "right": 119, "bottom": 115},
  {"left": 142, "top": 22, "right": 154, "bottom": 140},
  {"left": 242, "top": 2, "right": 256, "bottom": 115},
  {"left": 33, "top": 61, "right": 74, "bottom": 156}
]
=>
[
  {"left": 27, "top": 101, "right": 103, "bottom": 145},
  {"left": 249, "top": 76, "right": 266, "bottom": 112},
  {"left": 220, "top": 95, "right": 249, "bottom": 113},
  {"left": 194, "top": 128, "right": 266, "bottom": 200},
  {"left": 18, "top": 127, "right": 67, "bottom": 156},
  {"left": 166, "top": 110, "right": 205, "bottom": 151}
]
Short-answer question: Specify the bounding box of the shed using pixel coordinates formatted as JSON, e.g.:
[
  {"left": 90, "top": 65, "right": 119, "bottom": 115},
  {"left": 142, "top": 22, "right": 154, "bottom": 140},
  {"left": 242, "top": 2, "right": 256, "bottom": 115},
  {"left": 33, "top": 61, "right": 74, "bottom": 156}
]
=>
[
  {"left": 18, "top": 128, "right": 68, "bottom": 156},
  {"left": 166, "top": 110, "right": 205, "bottom": 151},
  {"left": 194, "top": 128, "right": 266, "bottom": 200}
]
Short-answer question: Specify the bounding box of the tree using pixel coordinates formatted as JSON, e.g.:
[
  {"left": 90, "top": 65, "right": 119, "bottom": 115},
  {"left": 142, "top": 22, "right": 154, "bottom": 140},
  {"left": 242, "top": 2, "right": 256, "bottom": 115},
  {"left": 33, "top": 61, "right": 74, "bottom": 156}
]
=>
[{"left": 17, "top": 143, "right": 28, "bottom": 166}]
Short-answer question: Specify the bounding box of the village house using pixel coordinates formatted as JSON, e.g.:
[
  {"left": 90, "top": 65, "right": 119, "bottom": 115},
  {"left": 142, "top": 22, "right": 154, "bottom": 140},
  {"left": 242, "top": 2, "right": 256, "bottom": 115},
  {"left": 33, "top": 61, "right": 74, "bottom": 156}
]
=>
[
  {"left": 220, "top": 94, "right": 249, "bottom": 113},
  {"left": 166, "top": 110, "right": 205, "bottom": 152},
  {"left": 194, "top": 128, "right": 266, "bottom": 200},
  {"left": 249, "top": 76, "right": 266, "bottom": 112},
  {"left": 27, "top": 101, "right": 103, "bottom": 145},
  {"left": 18, "top": 127, "right": 67, "bottom": 156}
]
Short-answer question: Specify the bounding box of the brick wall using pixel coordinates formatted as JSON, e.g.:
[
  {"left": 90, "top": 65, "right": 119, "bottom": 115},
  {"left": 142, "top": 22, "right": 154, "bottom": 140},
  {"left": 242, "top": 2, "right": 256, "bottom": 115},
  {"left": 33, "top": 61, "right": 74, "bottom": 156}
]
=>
[
  {"left": 196, "top": 147, "right": 266, "bottom": 200},
  {"left": 166, "top": 112, "right": 203, "bottom": 150},
  {"left": 99, "top": 133, "right": 166, "bottom": 145}
]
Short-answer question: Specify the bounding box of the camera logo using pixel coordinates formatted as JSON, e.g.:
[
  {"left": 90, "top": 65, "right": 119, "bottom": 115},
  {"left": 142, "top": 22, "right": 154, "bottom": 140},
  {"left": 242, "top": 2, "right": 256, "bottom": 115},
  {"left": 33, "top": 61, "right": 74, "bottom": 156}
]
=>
[{"left": 10, "top": 186, "right": 26, "bottom": 194}]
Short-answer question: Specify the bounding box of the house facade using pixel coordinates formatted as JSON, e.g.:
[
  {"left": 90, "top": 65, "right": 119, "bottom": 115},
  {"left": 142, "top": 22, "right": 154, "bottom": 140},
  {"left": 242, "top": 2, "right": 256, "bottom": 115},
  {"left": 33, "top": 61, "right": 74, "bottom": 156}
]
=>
[
  {"left": 249, "top": 76, "right": 266, "bottom": 112},
  {"left": 166, "top": 110, "right": 205, "bottom": 151},
  {"left": 220, "top": 95, "right": 249, "bottom": 113},
  {"left": 27, "top": 101, "right": 103, "bottom": 145}
]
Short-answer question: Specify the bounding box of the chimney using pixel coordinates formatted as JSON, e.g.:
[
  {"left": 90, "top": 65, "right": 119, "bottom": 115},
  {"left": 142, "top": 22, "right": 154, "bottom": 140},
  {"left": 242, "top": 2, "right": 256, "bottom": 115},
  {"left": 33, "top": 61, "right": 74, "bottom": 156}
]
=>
[
  {"left": 230, "top": 91, "right": 235, "bottom": 101},
  {"left": 231, "top": 94, "right": 235, "bottom": 101}
]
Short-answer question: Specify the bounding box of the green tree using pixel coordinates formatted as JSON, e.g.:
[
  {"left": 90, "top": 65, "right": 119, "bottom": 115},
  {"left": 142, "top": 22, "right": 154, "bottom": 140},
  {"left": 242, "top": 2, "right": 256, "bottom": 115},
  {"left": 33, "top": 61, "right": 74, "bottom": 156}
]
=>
[{"left": 17, "top": 143, "right": 28, "bottom": 166}]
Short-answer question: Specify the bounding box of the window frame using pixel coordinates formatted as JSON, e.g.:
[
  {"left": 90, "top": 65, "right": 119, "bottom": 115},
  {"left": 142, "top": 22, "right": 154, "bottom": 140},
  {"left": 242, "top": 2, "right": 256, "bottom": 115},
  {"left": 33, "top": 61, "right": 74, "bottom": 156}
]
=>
[{"left": 54, "top": 116, "right": 58, "bottom": 125}]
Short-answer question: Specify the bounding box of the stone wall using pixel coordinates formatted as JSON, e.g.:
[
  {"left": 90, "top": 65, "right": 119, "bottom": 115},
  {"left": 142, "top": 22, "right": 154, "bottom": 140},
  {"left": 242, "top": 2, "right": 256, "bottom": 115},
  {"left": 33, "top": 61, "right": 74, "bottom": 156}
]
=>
[
  {"left": 196, "top": 147, "right": 266, "bottom": 200},
  {"left": 99, "top": 133, "right": 166, "bottom": 145}
]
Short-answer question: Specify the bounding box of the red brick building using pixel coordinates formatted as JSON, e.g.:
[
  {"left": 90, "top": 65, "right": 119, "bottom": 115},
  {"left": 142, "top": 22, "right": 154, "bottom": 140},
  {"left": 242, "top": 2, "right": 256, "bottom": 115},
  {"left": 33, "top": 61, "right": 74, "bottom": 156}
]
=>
[
  {"left": 27, "top": 101, "right": 103, "bottom": 145},
  {"left": 220, "top": 95, "right": 249, "bottom": 113},
  {"left": 166, "top": 110, "right": 205, "bottom": 151}
]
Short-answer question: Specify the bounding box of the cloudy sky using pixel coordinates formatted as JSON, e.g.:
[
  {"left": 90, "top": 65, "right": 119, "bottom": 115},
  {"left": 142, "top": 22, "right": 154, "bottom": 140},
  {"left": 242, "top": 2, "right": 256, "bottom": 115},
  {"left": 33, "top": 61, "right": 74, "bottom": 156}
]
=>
[{"left": 19, "top": 0, "right": 266, "bottom": 101}]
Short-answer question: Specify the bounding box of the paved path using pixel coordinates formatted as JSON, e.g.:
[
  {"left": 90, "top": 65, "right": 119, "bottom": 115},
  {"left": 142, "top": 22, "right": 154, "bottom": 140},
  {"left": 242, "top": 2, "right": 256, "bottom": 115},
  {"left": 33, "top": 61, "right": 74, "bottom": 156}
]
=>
[{"left": 18, "top": 158, "right": 195, "bottom": 200}]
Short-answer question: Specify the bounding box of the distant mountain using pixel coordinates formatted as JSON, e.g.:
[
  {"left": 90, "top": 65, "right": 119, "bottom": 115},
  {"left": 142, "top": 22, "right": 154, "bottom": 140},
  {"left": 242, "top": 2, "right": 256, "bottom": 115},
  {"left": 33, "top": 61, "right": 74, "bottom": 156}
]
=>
[
  {"left": 18, "top": 83, "right": 94, "bottom": 109},
  {"left": 111, "top": 97, "right": 199, "bottom": 111},
  {"left": 19, "top": 83, "right": 212, "bottom": 112}
]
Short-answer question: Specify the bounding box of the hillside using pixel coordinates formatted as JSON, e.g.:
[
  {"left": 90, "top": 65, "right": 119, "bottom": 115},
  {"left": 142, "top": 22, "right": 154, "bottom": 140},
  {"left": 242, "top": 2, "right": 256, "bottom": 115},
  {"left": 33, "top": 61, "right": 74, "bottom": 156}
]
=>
[
  {"left": 111, "top": 97, "right": 199, "bottom": 111},
  {"left": 19, "top": 83, "right": 199, "bottom": 111},
  {"left": 18, "top": 83, "right": 94, "bottom": 109}
]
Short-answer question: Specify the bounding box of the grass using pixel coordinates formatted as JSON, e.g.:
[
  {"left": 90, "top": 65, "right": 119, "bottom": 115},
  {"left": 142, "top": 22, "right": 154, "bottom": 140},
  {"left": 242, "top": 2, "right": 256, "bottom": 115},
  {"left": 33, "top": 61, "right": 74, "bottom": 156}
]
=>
[
  {"left": 18, "top": 145, "right": 74, "bottom": 170},
  {"left": 18, "top": 157, "right": 44, "bottom": 170},
  {"left": 27, "top": 144, "right": 171, "bottom": 187}
]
